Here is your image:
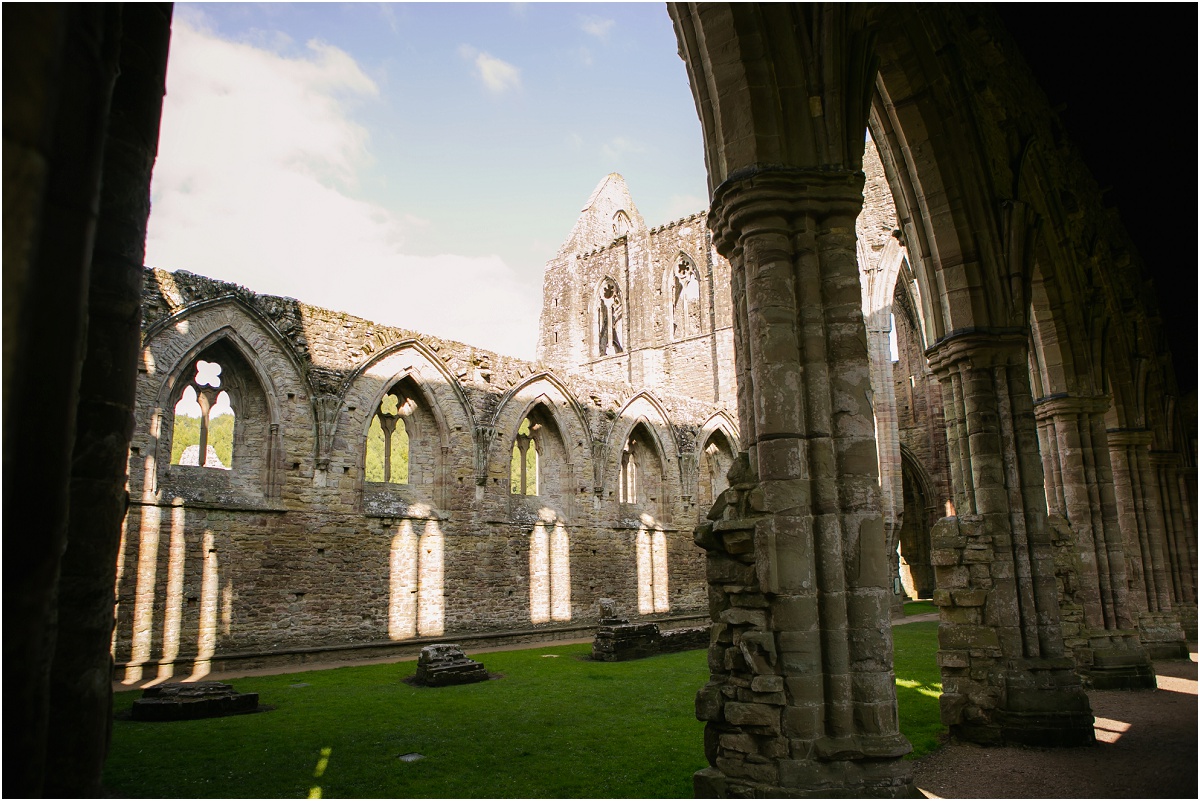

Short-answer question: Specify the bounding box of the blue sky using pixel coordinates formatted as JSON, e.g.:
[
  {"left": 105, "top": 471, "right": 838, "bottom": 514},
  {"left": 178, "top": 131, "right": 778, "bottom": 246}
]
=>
[{"left": 146, "top": 2, "right": 708, "bottom": 358}]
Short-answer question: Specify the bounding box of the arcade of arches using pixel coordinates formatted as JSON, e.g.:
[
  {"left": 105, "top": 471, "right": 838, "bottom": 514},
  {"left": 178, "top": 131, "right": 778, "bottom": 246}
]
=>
[{"left": 4, "top": 4, "right": 1195, "bottom": 798}]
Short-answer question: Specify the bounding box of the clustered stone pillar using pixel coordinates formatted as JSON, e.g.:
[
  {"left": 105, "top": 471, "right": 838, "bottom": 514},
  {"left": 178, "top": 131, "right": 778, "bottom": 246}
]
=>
[
  {"left": 926, "top": 332, "right": 1094, "bottom": 747},
  {"left": 693, "top": 169, "right": 913, "bottom": 798},
  {"left": 1151, "top": 451, "right": 1198, "bottom": 635},
  {"left": 1106, "top": 431, "right": 1191, "bottom": 657},
  {"left": 1033, "top": 395, "right": 1155, "bottom": 689}
]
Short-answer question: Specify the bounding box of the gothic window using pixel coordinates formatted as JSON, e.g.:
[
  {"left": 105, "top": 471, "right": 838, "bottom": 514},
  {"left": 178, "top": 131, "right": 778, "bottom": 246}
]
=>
[
  {"left": 672, "top": 253, "right": 702, "bottom": 339},
  {"left": 620, "top": 443, "right": 639, "bottom": 504},
  {"left": 366, "top": 387, "right": 411, "bottom": 484},
  {"left": 171, "top": 359, "right": 234, "bottom": 469},
  {"left": 698, "top": 429, "right": 735, "bottom": 517},
  {"left": 612, "top": 209, "right": 631, "bottom": 237},
  {"left": 597, "top": 278, "right": 624, "bottom": 357},
  {"left": 510, "top": 417, "right": 539, "bottom": 495}
]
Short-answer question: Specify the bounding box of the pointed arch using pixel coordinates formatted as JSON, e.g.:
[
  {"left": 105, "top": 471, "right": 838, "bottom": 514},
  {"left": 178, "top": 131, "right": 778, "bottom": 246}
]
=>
[
  {"left": 666, "top": 250, "right": 705, "bottom": 340},
  {"left": 593, "top": 276, "right": 626, "bottom": 357}
]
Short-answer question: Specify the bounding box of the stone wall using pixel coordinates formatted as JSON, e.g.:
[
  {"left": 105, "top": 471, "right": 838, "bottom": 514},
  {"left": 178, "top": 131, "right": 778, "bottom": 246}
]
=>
[{"left": 114, "top": 268, "right": 728, "bottom": 679}]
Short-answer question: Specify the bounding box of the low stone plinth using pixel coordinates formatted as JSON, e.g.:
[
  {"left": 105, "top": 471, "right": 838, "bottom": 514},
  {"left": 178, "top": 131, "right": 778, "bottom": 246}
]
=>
[
  {"left": 412, "top": 644, "right": 489, "bottom": 687},
  {"left": 131, "top": 681, "right": 259, "bottom": 721},
  {"left": 592, "top": 622, "right": 662, "bottom": 661},
  {"left": 658, "top": 625, "right": 709, "bottom": 654},
  {"left": 591, "top": 622, "right": 709, "bottom": 661}
]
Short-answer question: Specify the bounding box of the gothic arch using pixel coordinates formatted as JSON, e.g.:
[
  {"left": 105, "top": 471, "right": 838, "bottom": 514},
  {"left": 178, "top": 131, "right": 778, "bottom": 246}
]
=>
[
  {"left": 139, "top": 301, "right": 307, "bottom": 504},
  {"left": 488, "top": 373, "right": 591, "bottom": 477}
]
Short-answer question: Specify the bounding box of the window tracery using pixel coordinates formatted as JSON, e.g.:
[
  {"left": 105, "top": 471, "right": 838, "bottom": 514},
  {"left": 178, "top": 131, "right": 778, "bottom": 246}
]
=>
[
  {"left": 366, "top": 387, "right": 411, "bottom": 484},
  {"left": 510, "top": 417, "right": 539, "bottom": 495},
  {"left": 672, "top": 253, "right": 702, "bottom": 339},
  {"left": 171, "top": 359, "right": 234, "bottom": 469},
  {"left": 597, "top": 278, "right": 624, "bottom": 357}
]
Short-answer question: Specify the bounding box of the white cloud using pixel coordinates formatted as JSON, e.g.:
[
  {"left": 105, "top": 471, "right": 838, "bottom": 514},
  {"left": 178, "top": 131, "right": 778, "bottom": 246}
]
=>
[
  {"left": 601, "top": 136, "right": 646, "bottom": 161},
  {"left": 146, "top": 19, "right": 540, "bottom": 359},
  {"left": 580, "top": 16, "right": 615, "bottom": 40},
  {"left": 459, "top": 44, "right": 521, "bottom": 94}
]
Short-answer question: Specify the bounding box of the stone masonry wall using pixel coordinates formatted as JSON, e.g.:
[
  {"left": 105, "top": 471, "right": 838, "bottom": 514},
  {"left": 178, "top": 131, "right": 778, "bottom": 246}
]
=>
[{"left": 115, "top": 268, "right": 725, "bottom": 679}]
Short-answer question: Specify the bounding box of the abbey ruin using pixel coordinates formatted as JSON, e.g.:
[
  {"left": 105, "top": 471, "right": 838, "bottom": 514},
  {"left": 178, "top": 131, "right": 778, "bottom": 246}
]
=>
[{"left": 6, "top": 4, "right": 1195, "bottom": 798}]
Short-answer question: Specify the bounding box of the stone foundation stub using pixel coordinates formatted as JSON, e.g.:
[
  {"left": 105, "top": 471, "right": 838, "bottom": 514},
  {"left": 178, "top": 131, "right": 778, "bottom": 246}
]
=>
[
  {"left": 413, "top": 644, "right": 489, "bottom": 687},
  {"left": 131, "top": 681, "right": 259, "bottom": 721}
]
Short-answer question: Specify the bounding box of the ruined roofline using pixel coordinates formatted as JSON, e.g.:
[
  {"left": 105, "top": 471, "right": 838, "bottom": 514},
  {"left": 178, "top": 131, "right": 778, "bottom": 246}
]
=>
[
  {"left": 143, "top": 267, "right": 725, "bottom": 418},
  {"left": 572, "top": 210, "right": 710, "bottom": 260},
  {"left": 648, "top": 209, "right": 708, "bottom": 235},
  {"left": 145, "top": 266, "right": 532, "bottom": 370}
]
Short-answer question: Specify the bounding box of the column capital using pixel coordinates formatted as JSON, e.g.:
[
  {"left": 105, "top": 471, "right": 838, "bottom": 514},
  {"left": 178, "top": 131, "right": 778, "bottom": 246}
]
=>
[
  {"left": 1033, "top": 393, "right": 1111, "bottom": 421},
  {"left": 924, "top": 327, "right": 1028, "bottom": 376},
  {"left": 707, "top": 166, "right": 865, "bottom": 258},
  {"left": 1149, "top": 450, "right": 1183, "bottom": 468},
  {"left": 1105, "top": 428, "right": 1153, "bottom": 448}
]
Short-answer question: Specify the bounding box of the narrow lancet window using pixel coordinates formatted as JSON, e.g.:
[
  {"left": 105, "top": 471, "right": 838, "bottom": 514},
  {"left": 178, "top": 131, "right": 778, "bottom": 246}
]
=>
[
  {"left": 620, "top": 442, "right": 639, "bottom": 504},
  {"left": 672, "top": 254, "right": 702, "bottom": 338},
  {"left": 510, "top": 418, "right": 539, "bottom": 495},
  {"left": 597, "top": 278, "right": 624, "bottom": 356}
]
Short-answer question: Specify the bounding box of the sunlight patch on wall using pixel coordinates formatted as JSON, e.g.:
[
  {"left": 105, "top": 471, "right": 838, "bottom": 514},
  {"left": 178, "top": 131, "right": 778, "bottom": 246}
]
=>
[
  {"left": 637, "top": 520, "right": 669, "bottom": 614},
  {"left": 530, "top": 522, "right": 551, "bottom": 624},
  {"left": 125, "top": 505, "right": 162, "bottom": 684},
  {"left": 550, "top": 521, "right": 571, "bottom": 622},
  {"left": 389, "top": 519, "right": 444, "bottom": 639},
  {"left": 156, "top": 504, "right": 188, "bottom": 683},
  {"left": 417, "top": 521, "right": 445, "bottom": 636},
  {"left": 190, "top": 529, "right": 219, "bottom": 680}
]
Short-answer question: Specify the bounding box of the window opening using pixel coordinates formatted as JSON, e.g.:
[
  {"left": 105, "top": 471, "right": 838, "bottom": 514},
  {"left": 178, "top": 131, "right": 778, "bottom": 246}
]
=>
[
  {"left": 672, "top": 254, "right": 702, "bottom": 338},
  {"left": 510, "top": 418, "right": 539, "bottom": 495},
  {"left": 171, "top": 360, "right": 234, "bottom": 469},
  {"left": 620, "top": 441, "right": 639, "bottom": 504},
  {"left": 366, "top": 390, "right": 409, "bottom": 483},
  {"left": 597, "top": 278, "right": 624, "bottom": 356}
]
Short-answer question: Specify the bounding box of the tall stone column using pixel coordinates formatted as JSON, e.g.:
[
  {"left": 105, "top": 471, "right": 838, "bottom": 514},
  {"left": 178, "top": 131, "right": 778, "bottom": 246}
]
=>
[
  {"left": 44, "top": 5, "right": 173, "bottom": 796},
  {"left": 1107, "top": 431, "right": 1189, "bottom": 657},
  {"left": 693, "top": 169, "right": 912, "bottom": 798},
  {"left": 865, "top": 307, "right": 906, "bottom": 617},
  {"left": 927, "top": 331, "right": 1094, "bottom": 747},
  {"left": 1033, "top": 396, "right": 1154, "bottom": 689}
]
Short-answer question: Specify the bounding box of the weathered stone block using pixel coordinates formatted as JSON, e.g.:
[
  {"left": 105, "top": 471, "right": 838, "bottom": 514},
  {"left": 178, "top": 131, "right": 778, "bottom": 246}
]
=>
[
  {"left": 951, "top": 589, "right": 988, "bottom": 607},
  {"left": 724, "top": 701, "right": 781, "bottom": 731},
  {"left": 413, "top": 644, "right": 489, "bottom": 686}
]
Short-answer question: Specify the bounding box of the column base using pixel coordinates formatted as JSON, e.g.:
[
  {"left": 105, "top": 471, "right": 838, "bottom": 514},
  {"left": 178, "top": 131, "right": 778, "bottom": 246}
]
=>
[
  {"left": 694, "top": 756, "right": 914, "bottom": 799},
  {"left": 996, "top": 659, "right": 1095, "bottom": 747},
  {"left": 1138, "top": 610, "right": 1191, "bottom": 659},
  {"left": 1087, "top": 646, "right": 1157, "bottom": 691}
]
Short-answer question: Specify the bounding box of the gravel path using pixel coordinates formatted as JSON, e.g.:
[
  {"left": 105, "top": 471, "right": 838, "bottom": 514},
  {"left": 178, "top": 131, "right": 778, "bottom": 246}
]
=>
[{"left": 913, "top": 655, "right": 1198, "bottom": 799}]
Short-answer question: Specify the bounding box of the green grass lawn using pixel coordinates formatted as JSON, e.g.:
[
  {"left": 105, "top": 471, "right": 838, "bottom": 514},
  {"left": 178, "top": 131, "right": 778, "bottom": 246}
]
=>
[
  {"left": 105, "top": 626, "right": 944, "bottom": 798},
  {"left": 903, "top": 600, "right": 937, "bottom": 616}
]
